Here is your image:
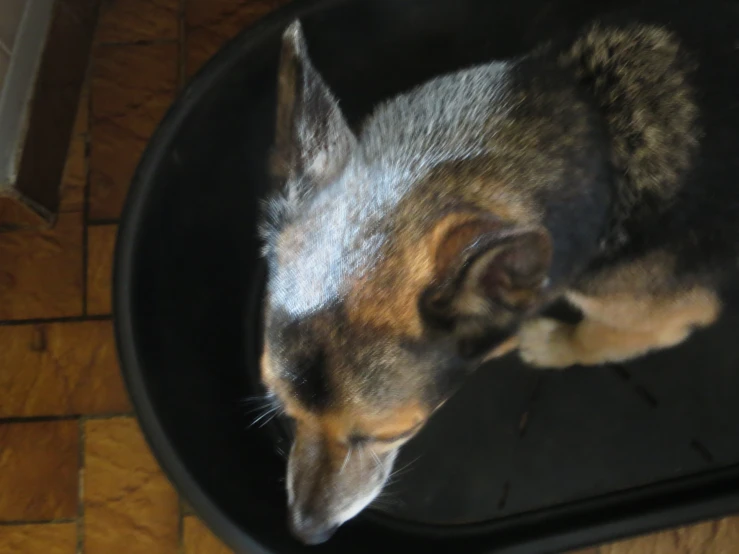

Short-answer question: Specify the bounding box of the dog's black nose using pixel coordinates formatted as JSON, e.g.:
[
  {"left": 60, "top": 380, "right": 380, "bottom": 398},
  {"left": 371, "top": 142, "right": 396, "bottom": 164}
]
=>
[{"left": 288, "top": 515, "right": 339, "bottom": 545}]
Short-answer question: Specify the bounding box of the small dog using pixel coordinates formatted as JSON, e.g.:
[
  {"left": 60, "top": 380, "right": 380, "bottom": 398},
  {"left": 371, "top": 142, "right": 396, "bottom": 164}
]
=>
[{"left": 259, "top": 1, "right": 739, "bottom": 544}]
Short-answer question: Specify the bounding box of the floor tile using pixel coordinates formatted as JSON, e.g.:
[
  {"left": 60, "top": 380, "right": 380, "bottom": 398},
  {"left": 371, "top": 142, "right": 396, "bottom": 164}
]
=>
[
  {"left": 0, "top": 420, "right": 79, "bottom": 521},
  {"left": 84, "top": 417, "right": 179, "bottom": 554},
  {"left": 59, "top": 134, "right": 87, "bottom": 213},
  {"left": 86, "top": 224, "right": 117, "bottom": 315},
  {"left": 573, "top": 516, "right": 739, "bottom": 553},
  {"left": 89, "top": 42, "right": 177, "bottom": 220},
  {"left": 96, "top": 0, "right": 179, "bottom": 44},
  {"left": 0, "top": 197, "right": 46, "bottom": 231},
  {"left": 0, "top": 212, "right": 83, "bottom": 319},
  {"left": 0, "top": 523, "right": 78, "bottom": 554},
  {"left": 185, "top": 0, "right": 289, "bottom": 77},
  {"left": 0, "top": 320, "right": 130, "bottom": 418},
  {"left": 183, "top": 516, "right": 234, "bottom": 554}
]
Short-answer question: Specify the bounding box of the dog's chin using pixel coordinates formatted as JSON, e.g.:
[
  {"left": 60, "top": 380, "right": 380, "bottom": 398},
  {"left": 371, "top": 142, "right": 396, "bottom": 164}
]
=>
[
  {"left": 287, "top": 445, "right": 401, "bottom": 544},
  {"left": 335, "top": 482, "right": 386, "bottom": 526},
  {"left": 312, "top": 465, "right": 395, "bottom": 543},
  {"left": 288, "top": 483, "right": 385, "bottom": 545},
  {"left": 333, "top": 451, "right": 399, "bottom": 526}
]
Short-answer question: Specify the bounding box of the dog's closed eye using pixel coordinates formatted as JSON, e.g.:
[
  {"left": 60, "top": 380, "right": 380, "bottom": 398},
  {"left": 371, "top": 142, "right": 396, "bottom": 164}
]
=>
[{"left": 349, "top": 422, "right": 423, "bottom": 446}]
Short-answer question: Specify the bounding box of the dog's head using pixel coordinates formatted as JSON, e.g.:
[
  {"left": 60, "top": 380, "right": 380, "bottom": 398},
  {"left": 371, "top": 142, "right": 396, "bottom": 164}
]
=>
[{"left": 260, "top": 22, "right": 553, "bottom": 545}]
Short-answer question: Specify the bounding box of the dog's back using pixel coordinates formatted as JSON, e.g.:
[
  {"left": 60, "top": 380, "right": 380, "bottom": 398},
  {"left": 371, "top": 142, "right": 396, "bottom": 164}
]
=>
[{"left": 562, "top": 1, "right": 739, "bottom": 278}]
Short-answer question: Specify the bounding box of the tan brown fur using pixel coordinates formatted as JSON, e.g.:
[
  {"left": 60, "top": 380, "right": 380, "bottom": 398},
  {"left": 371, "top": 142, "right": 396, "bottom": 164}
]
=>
[
  {"left": 519, "top": 252, "right": 721, "bottom": 368},
  {"left": 345, "top": 241, "right": 434, "bottom": 337},
  {"left": 483, "top": 335, "right": 521, "bottom": 360},
  {"left": 259, "top": 345, "right": 278, "bottom": 390},
  {"left": 345, "top": 206, "right": 532, "bottom": 337},
  {"left": 282, "top": 402, "right": 426, "bottom": 441},
  {"left": 321, "top": 403, "right": 427, "bottom": 443}
]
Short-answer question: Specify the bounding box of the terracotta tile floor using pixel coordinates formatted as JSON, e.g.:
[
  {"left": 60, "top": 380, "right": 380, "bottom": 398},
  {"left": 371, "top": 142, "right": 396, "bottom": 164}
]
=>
[{"left": 0, "top": 1, "right": 738, "bottom": 553}]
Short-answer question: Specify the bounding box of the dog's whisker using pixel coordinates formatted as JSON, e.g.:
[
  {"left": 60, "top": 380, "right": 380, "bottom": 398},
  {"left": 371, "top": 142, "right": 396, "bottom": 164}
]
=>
[
  {"left": 355, "top": 443, "right": 367, "bottom": 463},
  {"left": 239, "top": 397, "right": 268, "bottom": 405},
  {"left": 369, "top": 448, "right": 382, "bottom": 469},
  {"left": 388, "top": 455, "right": 421, "bottom": 481},
  {"left": 242, "top": 404, "right": 275, "bottom": 416},
  {"left": 258, "top": 410, "right": 281, "bottom": 428},
  {"left": 252, "top": 403, "right": 279, "bottom": 417},
  {"left": 240, "top": 393, "right": 284, "bottom": 426},
  {"left": 383, "top": 457, "right": 421, "bottom": 491},
  {"left": 371, "top": 489, "right": 405, "bottom": 510},
  {"left": 239, "top": 392, "right": 276, "bottom": 406},
  {"left": 370, "top": 499, "right": 395, "bottom": 510},
  {"left": 339, "top": 444, "right": 353, "bottom": 475},
  {"left": 248, "top": 405, "right": 282, "bottom": 428}
]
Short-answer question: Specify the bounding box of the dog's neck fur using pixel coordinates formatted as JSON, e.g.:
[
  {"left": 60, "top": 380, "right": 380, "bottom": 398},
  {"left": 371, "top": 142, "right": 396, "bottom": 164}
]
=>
[{"left": 357, "top": 62, "right": 515, "bottom": 184}]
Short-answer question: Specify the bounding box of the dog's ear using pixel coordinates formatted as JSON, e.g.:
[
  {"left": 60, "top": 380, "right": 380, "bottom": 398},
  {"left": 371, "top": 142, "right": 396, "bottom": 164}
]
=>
[
  {"left": 272, "top": 21, "right": 356, "bottom": 189},
  {"left": 427, "top": 218, "right": 552, "bottom": 319}
]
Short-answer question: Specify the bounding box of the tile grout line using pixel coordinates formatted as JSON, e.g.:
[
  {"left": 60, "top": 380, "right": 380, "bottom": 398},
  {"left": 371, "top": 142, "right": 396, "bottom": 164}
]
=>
[
  {"left": 96, "top": 38, "right": 180, "bottom": 47},
  {"left": 0, "top": 314, "right": 112, "bottom": 327},
  {"left": 82, "top": 60, "right": 93, "bottom": 317},
  {"left": 178, "top": 496, "right": 186, "bottom": 554},
  {"left": 179, "top": 0, "right": 188, "bottom": 90},
  {"left": 0, "top": 415, "right": 78, "bottom": 425},
  {"left": 0, "top": 518, "right": 77, "bottom": 527},
  {"left": 83, "top": 412, "right": 136, "bottom": 421},
  {"left": 76, "top": 417, "right": 87, "bottom": 554},
  {"left": 0, "top": 412, "right": 134, "bottom": 425}
]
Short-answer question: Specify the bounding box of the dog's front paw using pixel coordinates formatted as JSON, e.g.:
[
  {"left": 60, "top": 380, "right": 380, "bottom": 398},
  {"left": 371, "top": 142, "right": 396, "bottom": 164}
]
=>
[{"left": 518, "top": 318, "right": 577, "bottom": 369}]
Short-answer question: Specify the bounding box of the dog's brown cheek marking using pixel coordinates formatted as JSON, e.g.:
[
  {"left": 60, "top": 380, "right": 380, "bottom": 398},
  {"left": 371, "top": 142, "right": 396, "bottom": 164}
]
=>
[
  {"left": 261, "top": 355, "right": 325, "bottom": 433},
  {"left": 261, "top": 345, "right": 307, "bottom": 418},
  {"left": 345, "top": 210, "right": 518, "bottom": 336},
  {"left": 344, "top": 176, "right": 542, "bottom": 335},
  {"left": 360, "top": 402, "right": 428, "bottom": 439},
  {"left": 345, "top": 241, "right": 435, "bottom": 337},
  {"left": 260, "top": 345, "right": 276, "bottom": 387}
]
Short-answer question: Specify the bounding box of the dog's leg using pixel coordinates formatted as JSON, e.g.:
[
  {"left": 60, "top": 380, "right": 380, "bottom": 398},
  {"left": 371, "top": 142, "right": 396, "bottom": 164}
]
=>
[
  {"left": 518, "top": 286, "right": 721, "bottom": 369},
  {"left": 483, "top": 336, "right": 520, "bottom": 361}
]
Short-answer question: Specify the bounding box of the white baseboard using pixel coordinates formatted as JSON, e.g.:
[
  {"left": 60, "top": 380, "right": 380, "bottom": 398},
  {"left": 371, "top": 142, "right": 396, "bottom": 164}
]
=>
[{"left": 0, "top": 0, "right": 55, "bottom": 192}]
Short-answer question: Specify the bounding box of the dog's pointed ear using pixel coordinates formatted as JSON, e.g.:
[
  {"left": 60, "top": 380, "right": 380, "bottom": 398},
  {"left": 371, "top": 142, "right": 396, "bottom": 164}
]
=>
[
  {"left": 427, "top": 218, "right": 553, "bottom": 318},
  {"left": 272, "top": 21, "right": 356, "bottom": 189}
]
